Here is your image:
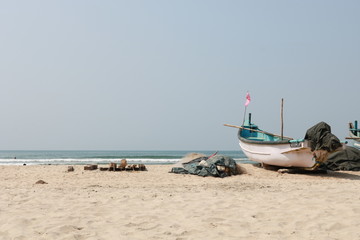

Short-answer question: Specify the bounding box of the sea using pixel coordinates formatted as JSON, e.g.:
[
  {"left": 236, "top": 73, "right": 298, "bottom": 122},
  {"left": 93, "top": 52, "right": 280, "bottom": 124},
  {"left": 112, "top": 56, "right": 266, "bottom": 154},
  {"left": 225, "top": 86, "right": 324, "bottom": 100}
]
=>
[{"left": 0, "top": 150, "right": 251, "bottom": 166}]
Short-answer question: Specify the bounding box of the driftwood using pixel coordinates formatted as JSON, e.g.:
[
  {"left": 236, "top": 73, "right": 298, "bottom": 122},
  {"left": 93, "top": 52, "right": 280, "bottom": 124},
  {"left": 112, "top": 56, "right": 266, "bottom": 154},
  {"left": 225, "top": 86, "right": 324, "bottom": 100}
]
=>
[
  {"left": 35, "top": 180, "right": 48, "bottom": 184},
  {"left": 125, "top": 164, "right": 147, "bottom": 171},
  {"left": 109, "top": 162, "right": 117, "bottom": 171},
  {"left": 85, "top": 160, "right": 146, "bottom": 172},
  {"left": 125, "top": 164, "right": 135, "bottom": 171},
  {"left": 119, "top": 159, "right": 127, "bottom": 170},
  {"left": 99, "top": 163, "right": 147, "bottom": 172},
  {"left": 84, "top": 165, "right": 98, "bottom": 170},
  {"left": 346, "top": 137, "right": 360, "bottom": 140},
  {"left": 223, "top": 124, "right": 293, "bottom": 140}
]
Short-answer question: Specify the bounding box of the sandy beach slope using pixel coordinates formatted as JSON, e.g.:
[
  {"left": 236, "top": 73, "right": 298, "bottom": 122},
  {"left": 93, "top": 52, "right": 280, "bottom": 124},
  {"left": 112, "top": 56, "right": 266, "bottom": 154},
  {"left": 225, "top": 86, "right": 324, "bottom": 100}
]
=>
[{"left": 0, "top": 164, "right": 359, "bottom": 240}]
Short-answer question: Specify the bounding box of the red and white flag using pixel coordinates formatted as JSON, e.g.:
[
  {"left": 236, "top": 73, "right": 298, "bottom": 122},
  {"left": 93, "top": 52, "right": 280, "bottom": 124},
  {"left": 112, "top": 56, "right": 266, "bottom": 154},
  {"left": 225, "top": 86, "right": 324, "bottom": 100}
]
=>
[{"left": 244, "top": 92, "right": 251, "bottom": 107}]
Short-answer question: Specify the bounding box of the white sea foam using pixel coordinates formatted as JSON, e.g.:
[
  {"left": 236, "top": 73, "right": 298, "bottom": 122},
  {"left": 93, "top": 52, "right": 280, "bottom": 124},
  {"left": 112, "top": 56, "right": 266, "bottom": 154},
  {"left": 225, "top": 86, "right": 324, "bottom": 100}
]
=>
[
  {"left": 0, "top": 150, "right": 248, "bottom": 165},
  {"left": 0, "top": 157, "right": 249, "bottom": 165},
  {"left": 0, "top": 158, "right": 182, "bottom": 165}
]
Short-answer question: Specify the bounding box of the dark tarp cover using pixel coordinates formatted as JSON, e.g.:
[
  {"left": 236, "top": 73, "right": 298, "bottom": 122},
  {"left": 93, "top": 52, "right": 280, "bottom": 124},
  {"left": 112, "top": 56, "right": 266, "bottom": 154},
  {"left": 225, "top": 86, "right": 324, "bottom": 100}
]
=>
[
  {"left": 170, "top": 155, "right": 238, "bottom": 177},
  {"left": 324, "top": 146, "right": 360, "bottom": 171},
  {"left": 304, "top": 121, "right": 360, "bottom": 171},
  {"left": 304, "top": 121, "right": 342, "bottom": 152}
]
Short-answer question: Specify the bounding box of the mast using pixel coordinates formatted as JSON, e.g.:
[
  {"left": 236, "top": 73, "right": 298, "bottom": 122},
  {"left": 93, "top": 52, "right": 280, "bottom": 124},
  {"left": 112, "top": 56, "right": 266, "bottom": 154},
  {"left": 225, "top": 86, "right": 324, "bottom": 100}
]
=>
[{"left": 281, "top": 98, "right": 284, "bottom": 139}]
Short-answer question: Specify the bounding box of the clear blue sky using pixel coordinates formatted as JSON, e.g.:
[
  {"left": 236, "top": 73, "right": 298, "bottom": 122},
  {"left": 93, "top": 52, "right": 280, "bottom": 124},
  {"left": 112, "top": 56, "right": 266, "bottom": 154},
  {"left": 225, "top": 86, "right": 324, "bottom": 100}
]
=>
[{"left": 0, "top": 1, "right": 359, "bottom": 150}]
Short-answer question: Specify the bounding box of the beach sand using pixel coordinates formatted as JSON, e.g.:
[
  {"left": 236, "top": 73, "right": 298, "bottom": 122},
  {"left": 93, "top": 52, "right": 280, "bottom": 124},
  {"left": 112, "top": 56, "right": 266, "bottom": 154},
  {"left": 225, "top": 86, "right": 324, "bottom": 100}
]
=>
[{"left": 0, "top": 164, "right": 359, "bottom": 240}]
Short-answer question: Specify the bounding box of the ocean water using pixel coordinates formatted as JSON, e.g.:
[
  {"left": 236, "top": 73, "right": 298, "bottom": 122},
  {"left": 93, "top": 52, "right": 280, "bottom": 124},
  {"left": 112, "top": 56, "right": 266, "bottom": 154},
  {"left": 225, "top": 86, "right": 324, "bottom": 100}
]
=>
[{"left": 0, "top": 150, "right": 250, "bottom": 166}]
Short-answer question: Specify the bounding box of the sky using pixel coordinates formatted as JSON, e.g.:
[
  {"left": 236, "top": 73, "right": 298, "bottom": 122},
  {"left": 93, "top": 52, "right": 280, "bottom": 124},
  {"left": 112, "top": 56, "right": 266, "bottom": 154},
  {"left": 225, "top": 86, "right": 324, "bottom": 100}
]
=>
[{"left": 0, "top": 0, "right": 359, "bottom": 150}]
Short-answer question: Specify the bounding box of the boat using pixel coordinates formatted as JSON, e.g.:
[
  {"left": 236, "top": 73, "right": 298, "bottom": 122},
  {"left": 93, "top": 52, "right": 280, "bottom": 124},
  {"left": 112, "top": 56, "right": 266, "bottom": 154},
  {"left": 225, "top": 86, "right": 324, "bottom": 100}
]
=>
[
  {"left": 225, "top": 114, "right": 325, "bottom": 169},
  {"left": 347, "top": 120, "right": 360, "bottom": 149}
]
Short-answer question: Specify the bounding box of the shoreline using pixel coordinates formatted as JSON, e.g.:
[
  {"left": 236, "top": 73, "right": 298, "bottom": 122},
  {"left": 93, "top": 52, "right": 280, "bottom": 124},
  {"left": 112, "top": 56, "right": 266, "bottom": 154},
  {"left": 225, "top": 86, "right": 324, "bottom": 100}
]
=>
[
  {"left": 0, "top": 150, "right": 249, "bottom": 166},
  {"left": 1, "top": 164, "right": 359, "bottom": 239}
]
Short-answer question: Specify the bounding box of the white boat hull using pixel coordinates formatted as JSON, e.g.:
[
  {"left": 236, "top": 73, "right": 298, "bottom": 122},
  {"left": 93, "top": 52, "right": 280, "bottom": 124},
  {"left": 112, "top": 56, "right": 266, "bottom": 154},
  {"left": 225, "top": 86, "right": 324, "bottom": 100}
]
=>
[{"left": 239, "top": 140, "right": 316, "bottom": 168}]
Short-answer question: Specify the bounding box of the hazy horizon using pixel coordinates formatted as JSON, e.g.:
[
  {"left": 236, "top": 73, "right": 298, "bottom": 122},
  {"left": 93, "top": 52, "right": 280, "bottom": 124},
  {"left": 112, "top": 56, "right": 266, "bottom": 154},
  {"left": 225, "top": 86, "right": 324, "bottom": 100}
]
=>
[{"left": 1, "top": 1, "right": 359, "bottom": 150}]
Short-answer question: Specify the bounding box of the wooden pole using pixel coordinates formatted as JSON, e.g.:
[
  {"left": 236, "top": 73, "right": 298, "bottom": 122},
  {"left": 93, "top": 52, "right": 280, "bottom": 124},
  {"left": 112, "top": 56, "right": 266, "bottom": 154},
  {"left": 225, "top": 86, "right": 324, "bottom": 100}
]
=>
[
  {"left": 242, "top": 106, "right": 247, "bottom": 125},
  {"left": 223, "top": 124, "right": 293, "bottom": 139},
  {"left": 281, "top": 98, "right": 284, "bottom": 140}
]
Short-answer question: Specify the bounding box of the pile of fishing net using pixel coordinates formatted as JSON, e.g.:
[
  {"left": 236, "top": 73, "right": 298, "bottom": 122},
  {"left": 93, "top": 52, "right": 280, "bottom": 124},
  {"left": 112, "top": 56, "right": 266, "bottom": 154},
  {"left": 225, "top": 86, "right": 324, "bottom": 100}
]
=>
[
  {"left": 170, "top": 153, "right": 245, "bottom": 177},
  {"left": 325, "top": 146, "right": 360, "bottom": 171},
  {"left": 304, "top": 122, "right": 360, "bottom": 171}
]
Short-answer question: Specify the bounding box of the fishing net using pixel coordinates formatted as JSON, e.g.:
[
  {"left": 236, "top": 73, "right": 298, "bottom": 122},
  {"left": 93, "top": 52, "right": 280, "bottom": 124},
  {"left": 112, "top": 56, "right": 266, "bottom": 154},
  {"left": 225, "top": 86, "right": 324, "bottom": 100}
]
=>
[{"left": 170, "top": 153, "right": 241, "bottom": 177}]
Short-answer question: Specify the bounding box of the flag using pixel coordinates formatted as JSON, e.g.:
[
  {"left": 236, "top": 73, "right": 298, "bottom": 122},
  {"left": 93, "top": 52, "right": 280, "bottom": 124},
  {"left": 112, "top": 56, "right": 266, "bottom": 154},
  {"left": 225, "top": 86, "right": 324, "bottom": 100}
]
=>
[
  {"left": 208, "top": 151, "right": 218, "bottom": 159},
  {"left": 245, "top": 92, "right": 251, "bottom": 107}
]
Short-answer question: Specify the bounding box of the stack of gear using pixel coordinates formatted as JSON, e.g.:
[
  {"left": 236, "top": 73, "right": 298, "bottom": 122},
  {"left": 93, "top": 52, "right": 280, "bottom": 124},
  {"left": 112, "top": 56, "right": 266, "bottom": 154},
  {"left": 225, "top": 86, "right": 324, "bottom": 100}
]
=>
[{"left": 170, "top": 154, "right": 240, "bottom": 177}]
